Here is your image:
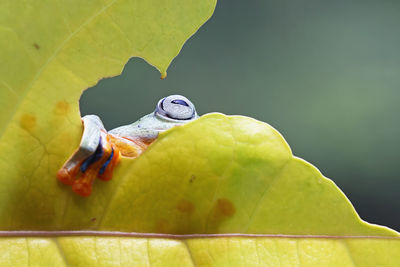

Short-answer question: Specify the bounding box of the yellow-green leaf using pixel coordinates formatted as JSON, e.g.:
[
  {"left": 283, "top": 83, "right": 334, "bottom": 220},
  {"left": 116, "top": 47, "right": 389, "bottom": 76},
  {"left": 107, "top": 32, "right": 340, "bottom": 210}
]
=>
[
  {"left": 1, "top": 111, "right": 399, "bottom": 265},
  {"left": 0, "top": 0, "right": 216, "bottom": 229},
  {"left": 0, "top": 236, "right": 399, "bottom": 266},
  {"left": 1, "top": 0, "right": 399, "bottom": 266},
  {"left": 97, "top": 113, "right": 399, "bottom": 236},
  {"left": 1, "top": 109, "right": 398, "bottom": 236}
]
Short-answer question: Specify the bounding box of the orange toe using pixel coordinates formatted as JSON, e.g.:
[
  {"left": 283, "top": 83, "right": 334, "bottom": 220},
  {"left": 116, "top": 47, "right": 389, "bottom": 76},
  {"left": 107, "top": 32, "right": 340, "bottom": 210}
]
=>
[
  {"left": 72, "top": 161, "right": 102, "bottom": 197},
  {"left": 58, "top": 132, "right": 122, "bottom": 197},
  {"left": 72, "top": 178, "right": 93, "bottom": 197},
  {"left": 57, "top": 165, "right": 80, "bottom": 185},
  {"left": 72, "top": 135, "right": 113, "bottom": 196},
  {"left": 98, "top": 145, "right": 120, "bottom": 181}
]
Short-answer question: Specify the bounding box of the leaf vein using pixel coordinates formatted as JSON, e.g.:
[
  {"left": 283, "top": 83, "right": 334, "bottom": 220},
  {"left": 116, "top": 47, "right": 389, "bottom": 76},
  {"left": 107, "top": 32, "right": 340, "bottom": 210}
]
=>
[
  {"left": 54, "top": 238, "right": 70, "bottom": 267},
  {"left": 242, "top": 158, "right": 291, "bottom": 233},
  {"left": 183, "top": 240, "right": 197, "bottom": 267}
]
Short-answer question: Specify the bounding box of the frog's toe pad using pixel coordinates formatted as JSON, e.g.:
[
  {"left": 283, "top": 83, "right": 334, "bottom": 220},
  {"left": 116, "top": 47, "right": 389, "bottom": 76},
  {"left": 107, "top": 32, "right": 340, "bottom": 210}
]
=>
[
  {"left": 57, "top": 168, "right": 75, "bottom": 185},
  {"left": 72, "top": 180, "right": 92, "bottom": 197}
]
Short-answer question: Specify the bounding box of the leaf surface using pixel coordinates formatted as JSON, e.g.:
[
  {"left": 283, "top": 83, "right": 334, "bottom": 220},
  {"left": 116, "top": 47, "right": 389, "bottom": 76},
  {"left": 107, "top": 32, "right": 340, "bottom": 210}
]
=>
[
  {"left": 0, "top": 0, "right": 216, "bottom": 229},
  {"left": 0, "top": 0, "right": 399, "bottom": 266},
  {"left": 0, "top": 235, "right": 399, "bottom": 267}
]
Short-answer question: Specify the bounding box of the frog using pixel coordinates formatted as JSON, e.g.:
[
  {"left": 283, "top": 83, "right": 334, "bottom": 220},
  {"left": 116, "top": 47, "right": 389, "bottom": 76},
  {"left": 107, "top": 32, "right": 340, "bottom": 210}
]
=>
[{"left": 57, "top": 95, "right": 199, "bottom": 197}]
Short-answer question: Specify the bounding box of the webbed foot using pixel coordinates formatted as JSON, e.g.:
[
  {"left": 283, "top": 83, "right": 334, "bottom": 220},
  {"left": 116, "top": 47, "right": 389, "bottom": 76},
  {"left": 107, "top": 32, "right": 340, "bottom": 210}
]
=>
[{"left": 57, "top": 133, "right": 120, "bottom": 197}]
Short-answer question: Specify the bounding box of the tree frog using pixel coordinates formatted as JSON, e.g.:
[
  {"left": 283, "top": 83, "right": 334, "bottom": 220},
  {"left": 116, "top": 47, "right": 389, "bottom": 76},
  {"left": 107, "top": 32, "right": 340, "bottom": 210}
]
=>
[{"left": 57, "top": 95, "right": 199, "bottom": 197}]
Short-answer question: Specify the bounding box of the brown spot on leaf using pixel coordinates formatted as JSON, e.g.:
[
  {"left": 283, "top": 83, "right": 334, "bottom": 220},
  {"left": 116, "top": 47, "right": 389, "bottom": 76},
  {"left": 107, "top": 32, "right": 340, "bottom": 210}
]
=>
[
  {"left": 207, "top": 198, "right": 236, "bottom": 232},
  {"left": 214, "top": 198, "right": 235, "bottom": 218},
  {"left": 189, "top": 174, "right": 196, "bottom": 183},
  {"left": 20, "top": 113, "right": 36, "bottom": 131},
  {"left": 176, "top": 199, "right": 195, "bottom": 215},
  {"left": 53, "top": 101, "right": 70, "bottom": 115},
  {"left": 155, "top": 219, "right": 169, "bottom": 233},
  {"left": 33, "top": 43, "right": 40, "bottom": 50},
  {"left": 90, "top": 218, "right": 96, "bottom": 222}
]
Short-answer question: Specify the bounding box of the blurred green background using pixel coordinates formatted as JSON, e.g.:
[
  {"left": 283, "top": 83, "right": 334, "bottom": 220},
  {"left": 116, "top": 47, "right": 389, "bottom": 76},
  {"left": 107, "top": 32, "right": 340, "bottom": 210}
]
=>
[{"left": 81, "top": 0, "right": 400, "bottom": 231}]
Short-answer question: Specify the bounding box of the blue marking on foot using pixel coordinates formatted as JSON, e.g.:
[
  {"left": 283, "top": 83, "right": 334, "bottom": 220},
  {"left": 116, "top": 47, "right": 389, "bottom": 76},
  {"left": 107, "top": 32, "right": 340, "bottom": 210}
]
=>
[
  {"left": 99, "top": 148, "right": 114, "bottom": 175},
  {"left": 80, "top": 137, "right": 104, "bottom": 173}
]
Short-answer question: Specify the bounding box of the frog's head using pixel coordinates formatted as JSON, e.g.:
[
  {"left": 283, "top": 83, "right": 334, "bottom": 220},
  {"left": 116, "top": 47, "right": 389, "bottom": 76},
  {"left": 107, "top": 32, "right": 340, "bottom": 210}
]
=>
[{"left": 154, "top": 95, "right": 198, "bottom": 123}]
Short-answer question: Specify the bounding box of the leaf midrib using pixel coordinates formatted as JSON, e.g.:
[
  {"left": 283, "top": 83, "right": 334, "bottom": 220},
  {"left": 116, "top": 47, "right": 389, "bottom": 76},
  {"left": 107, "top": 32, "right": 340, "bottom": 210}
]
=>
[{"left": 1, "top": 231, "right": 399, "bottom": 239}]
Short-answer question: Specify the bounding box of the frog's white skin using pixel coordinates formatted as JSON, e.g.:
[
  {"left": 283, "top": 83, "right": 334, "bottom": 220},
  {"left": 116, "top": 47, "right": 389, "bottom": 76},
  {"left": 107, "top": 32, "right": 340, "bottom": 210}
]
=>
[{"left": 63, "top": 95, "right": 198, "bottom": 171}]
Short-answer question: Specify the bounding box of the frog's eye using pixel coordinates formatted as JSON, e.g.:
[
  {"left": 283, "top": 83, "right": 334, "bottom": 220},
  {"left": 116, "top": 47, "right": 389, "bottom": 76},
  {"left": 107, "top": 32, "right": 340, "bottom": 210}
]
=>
[{"left": 156, "top": 95, "right": 197, "bottom": 121}]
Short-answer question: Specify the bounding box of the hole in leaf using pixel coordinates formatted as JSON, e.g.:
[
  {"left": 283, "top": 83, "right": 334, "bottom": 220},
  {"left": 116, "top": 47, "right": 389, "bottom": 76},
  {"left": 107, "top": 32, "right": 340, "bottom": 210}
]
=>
[{"left": 80, "top": 58, "right": 206, "bottom": 131}]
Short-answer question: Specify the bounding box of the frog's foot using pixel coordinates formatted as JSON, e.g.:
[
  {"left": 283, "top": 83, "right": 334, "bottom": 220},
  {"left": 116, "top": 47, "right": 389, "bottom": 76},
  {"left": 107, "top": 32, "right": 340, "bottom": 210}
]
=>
[
  {"left": 71, "top": 134, "right": 119, "bottom": 197},
  {"left": 57, "top": 163, "right": 80, "bottom": 186},
  {"left": 57, "top": 115, "right": 103, "bottom": 186}
]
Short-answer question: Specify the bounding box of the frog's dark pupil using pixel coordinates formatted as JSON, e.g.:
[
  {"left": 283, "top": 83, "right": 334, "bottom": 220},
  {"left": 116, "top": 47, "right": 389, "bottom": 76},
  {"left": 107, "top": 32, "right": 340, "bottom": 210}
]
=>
[{"left": 171, "top": 99, "right": 189, "bottom": 106}]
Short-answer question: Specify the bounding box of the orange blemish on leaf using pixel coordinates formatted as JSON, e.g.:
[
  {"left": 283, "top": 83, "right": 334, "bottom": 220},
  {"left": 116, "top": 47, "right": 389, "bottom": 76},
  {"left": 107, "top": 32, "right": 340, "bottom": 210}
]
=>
[
  {"left": 155, "top": 219, "right": 170, "bottom": 233},
  {"left": 20, "top": 113, "right": 36, "bottom": 131},
  {"left": 207, "top": 198, "right": 236, "bottom": 232},
  {"left": 53, "top": 101, "right": 70, "bottom": 115},
  {"left": 214, "top": 198, "right": 235, "bottom": 218},
  {"left": 176, "top": 199, "right": 195, "bottom": 215}
]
